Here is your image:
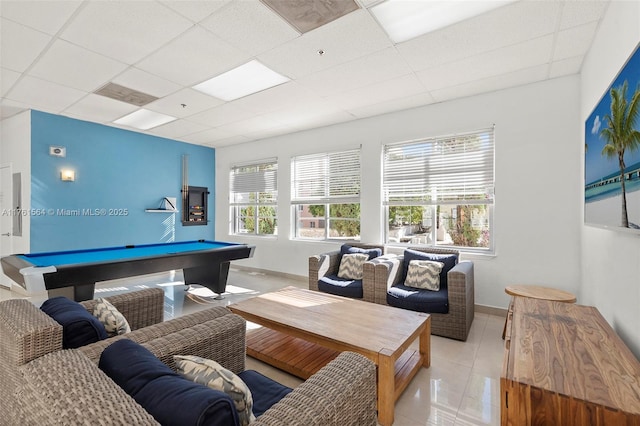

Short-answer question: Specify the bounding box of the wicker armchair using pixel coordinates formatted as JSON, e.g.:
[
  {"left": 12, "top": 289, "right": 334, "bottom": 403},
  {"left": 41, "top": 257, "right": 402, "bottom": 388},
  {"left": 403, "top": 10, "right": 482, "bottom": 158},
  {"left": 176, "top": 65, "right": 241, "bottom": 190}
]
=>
[
  {"left": 370, "top": 247, "right": 474, "bottom": 341},
  {"left": 308, "top": 243, "right": 385, "bottom": 302},
  {"left": 1, "top": 289, "right": 378, "bottom": 425},
  {"left": 0, "top": 288, "right": 236, "bottom": 424}
]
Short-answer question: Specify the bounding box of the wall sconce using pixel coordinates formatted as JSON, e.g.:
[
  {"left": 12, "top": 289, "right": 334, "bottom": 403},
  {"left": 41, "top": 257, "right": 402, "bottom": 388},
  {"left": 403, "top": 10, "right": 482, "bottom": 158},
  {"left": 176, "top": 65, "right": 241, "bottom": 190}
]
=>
[{"left": 60, "top": 169, "right": 75, "bottom": 182}]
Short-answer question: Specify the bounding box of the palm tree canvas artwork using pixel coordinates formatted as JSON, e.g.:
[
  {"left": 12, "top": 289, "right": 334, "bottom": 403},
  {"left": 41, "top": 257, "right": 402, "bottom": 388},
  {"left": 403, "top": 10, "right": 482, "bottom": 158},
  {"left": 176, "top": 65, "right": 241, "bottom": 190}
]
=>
[{"left": 585, "top": 43, "right": 640, "bottom": 230}]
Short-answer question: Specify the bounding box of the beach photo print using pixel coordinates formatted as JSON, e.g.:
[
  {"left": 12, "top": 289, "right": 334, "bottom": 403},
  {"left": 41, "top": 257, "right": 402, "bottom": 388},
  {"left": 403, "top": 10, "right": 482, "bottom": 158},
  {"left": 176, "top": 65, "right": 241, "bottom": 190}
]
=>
[{"left": 585, "top": 42, "right": 640, "bottom": 231}]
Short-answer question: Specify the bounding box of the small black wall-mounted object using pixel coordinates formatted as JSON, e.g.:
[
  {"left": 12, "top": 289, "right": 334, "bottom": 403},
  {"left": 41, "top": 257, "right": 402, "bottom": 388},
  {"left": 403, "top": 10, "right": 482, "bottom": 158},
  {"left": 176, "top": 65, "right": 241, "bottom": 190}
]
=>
[{"left": 182, "top": 186, "right": 208, "bottom": 226}]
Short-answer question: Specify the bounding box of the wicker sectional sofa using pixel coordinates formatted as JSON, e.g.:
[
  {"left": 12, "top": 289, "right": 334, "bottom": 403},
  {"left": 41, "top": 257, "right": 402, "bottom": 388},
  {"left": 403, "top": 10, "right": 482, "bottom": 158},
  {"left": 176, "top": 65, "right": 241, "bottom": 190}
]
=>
[{"left": 0, "top": 288, "right": 377, "bottom": 425}]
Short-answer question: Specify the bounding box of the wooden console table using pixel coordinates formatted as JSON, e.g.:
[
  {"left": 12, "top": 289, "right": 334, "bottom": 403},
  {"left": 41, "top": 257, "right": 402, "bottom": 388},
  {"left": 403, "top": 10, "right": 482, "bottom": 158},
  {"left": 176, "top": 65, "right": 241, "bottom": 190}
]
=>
[
  {"left": 501, "top": 285, "right": 576, "bottom": 339},
  {"left": 501, "top": 298, "right": 640, "bottom": 425}
]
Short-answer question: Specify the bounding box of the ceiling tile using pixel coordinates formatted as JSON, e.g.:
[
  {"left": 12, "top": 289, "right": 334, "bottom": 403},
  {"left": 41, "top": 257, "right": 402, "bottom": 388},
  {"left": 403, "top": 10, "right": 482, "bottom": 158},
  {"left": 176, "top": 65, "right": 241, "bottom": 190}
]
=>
[
  {"left": 1, "top": 18, "right": 52, "bottom": 72},
  {"left": 182, "top": 127, "right": 235, "bottom": 145},
  {"left": 549, "top": 55, "right": 584, "bottom": 78},
  {"left": 396, "top": 0, "right": 561, "bottom": 72},
  {"left": 258, "top": 9, "right": 392, "bottom": 79},
  {"left": 160, "top": 0, "right": 231, "bottom": 23},
  {"left": 215, "top": 114, "right": 286, "bottom": 135},
  {"left": 553, "top": 22, "right": 599, "bottom": 61},
  {"left": 229, "top": 81, "right": 322, "bottom": 115},
  {"left": 111, "top": 67, "right": 182, "bottom": 98},
  {"left": 146, "top": 88, "right": 224, "bottom": 118},
  {"left": 28, "top": 40, "right": 128, "bottom": 92},
  {"left": 63, "top": 93, "right": 138, "bottom": 123},
  {"left": 136, "top": 26, "right": 251, "bottom": 86},
  {"left": 187, "top": 103, "right": 256, "bottom": 128},
  {"left": 559, "top": 0, "right": 609, "bottom": 30},
  {"left": 243, "top": 124, "right": 299, "bottom": 142},
  {"left": 297, "top": 47, "right": 413, "bottom": 96},
  {"left": 328, "top": 73, "right": 426, "bottom": 111},
  {"left": 1, "top": 67, "right": 21, "bottom": 96},
  {"left": 60, "top": 1, "right": 193, "bottom": 64},
  {"left": 0, "top": 0, "right": 81, "bottom": 35},
  {"left": 260, "top": 101, "right": 353, "bottom": 130},
  {"left": 200, "top": 1, "right": 299, "bottom": 56},
  {"left": 5, "top": 75, "right": 86, "bottom": 112},
  {"left": 149, "top": 119, "right": 209, "bottom": 139},
  {"left": 430, "top": 64, "right": 548, "bottom": 103},
  {"left": 204, "top": 134, "right": 252, "bottom": 148},
  {"left": 348, "top": 92, "right": 436, "bottom": 119},
  {"left": 417, "top": 35, "right": 554, "bottom": 91}
]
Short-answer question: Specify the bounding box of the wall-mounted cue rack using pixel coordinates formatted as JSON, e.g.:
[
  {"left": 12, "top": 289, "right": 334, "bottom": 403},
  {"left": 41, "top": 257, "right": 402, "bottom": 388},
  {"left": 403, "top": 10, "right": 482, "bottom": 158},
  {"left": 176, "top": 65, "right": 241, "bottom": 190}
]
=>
[
  {"left": 182, "top": 186, "right": 209, "bottom": 226},
  {"left": 181, "top": 154, "right": 208, "bottom": 226}
]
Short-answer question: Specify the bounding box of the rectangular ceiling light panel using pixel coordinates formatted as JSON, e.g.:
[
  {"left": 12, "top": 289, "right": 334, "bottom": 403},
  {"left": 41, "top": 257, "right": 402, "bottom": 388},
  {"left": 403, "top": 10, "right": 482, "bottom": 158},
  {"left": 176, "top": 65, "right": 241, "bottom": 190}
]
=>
[
  {"left": 371, "top": 0, "right": 517, "bottom": 44},
  {"left": 193, "top": 60, "right": 290, "bottom": 101},
  {"left": 114, "top": 109, "right": 177, "bottom": 130}
]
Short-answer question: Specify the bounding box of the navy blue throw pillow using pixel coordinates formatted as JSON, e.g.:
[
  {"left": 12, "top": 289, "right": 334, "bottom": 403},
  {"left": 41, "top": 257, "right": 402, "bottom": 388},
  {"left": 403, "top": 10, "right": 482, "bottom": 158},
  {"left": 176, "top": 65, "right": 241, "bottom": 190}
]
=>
[
  {"left": 40, "top": 296, "right": 107, "bottom": 349},
  {"left": 402, "top": 250, "right": 458, "bottom": 289},
  {"left": 340, "top": 244, "right": 382, "bottom": 261},
  {"left": 99, "top": 339, "right": 239, "bottom": 426}
]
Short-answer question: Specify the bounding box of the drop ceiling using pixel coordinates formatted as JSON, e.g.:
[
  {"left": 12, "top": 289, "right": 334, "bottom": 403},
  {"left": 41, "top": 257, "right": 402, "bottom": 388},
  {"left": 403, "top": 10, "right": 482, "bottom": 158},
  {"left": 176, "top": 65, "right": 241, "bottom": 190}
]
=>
[{"left": 0, "top": 0, "right": 609, "bottom": 148}]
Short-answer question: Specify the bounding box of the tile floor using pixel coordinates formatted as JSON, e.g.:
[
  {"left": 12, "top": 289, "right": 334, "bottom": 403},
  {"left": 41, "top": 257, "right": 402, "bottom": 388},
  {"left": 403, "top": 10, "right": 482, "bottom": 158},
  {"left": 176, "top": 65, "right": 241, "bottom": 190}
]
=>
[{"left": 0, "top": 268, "right": 506, "bottom": 426}]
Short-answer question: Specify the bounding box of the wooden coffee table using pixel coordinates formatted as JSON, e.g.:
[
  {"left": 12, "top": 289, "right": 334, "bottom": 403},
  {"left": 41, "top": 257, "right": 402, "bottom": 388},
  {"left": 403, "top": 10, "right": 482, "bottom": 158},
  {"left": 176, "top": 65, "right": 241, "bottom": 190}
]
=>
[{"left": 229, "top": 286, "right": 431, "bottom": 426}]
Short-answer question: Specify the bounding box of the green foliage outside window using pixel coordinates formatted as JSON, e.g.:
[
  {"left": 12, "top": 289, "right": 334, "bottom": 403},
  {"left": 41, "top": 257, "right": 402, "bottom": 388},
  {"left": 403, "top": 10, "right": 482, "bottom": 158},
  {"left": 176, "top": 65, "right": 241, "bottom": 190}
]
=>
[
  {"left": 241, "top": 205, "right": 276, "bottom": 235},
  {"left": 309, "top": 203, "right": 360, "bottom": 237},
  {"left": 388, "top": 206, "right": 424, "bottom": 226},
  {"left": 445, "top": 205, "right": 487, "bottom": 248}
]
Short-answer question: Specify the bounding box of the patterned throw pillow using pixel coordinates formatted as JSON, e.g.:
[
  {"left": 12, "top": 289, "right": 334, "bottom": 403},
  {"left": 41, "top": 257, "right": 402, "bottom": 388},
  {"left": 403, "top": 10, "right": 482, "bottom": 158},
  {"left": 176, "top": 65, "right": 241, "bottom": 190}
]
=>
[
  {"left": 174, "top": 355, "right": 256, "bottom": 426},
  {"left": 405, "top": 260, "right": 445, "bottom": 291},
  {"left": 337, "top": 253, "right": 369, "bottom": 280},
  {"left": 92, "top": 298, "right": 131, "bottom": 337}
]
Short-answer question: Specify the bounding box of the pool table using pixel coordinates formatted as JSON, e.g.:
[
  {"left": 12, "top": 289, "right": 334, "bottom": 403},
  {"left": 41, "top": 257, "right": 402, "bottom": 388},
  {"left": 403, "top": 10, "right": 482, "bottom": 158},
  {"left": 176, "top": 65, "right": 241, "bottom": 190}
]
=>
[{"left": 1, "top": 240, "right": 255, "bottom": 301}]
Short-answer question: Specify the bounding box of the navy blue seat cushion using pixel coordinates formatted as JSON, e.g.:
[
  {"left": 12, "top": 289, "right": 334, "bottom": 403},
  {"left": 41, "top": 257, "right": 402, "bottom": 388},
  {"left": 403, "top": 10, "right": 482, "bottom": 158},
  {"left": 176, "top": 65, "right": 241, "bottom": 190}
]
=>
[
  {"left": 387, "top": 283, "right": 449, "bottom": 314},
  {"left": 238, "top": 370, "right": 292, "bottom": 417},
  {"left": 318, "top": 275, "right": 363, "bottom": 299},
  {"left": 99, "top": 339, "right": 239, "bottom": 426},
  {"left": 40, "top": 296, "right": 108, "bottom": 349},
  {"left": 386, "top": 250, "right": 459, "bottom": 314},
  {"left": 340, "top": 244, "right": 382, "bottom": 262},
  {"left": 401, "top": 250, "right": 458, "bottom": 290}
]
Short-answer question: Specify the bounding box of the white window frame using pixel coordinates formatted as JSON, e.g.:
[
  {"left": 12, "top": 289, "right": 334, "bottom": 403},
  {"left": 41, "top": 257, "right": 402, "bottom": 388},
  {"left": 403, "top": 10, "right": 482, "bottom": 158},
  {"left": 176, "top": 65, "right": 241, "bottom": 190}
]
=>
[
  {"left": 383, "top": 127, "right": 495, "bottom": 253},
  {"left": 229, "top": 158, "right": 278, "bottom": 236},
  {"left": 291, "top": 148, "right": 361, "bottom": 241}
]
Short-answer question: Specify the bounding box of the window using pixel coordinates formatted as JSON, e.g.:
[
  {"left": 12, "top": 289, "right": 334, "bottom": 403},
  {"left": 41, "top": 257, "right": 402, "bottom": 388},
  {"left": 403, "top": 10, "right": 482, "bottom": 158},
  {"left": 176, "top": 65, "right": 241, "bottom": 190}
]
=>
[
  {"left": 291, "top": 148, "right": 361, "bottom": 240},
  {"left": 230, "top": 159, "right": 277, "bottom": 236},
  {"left": 383, "top": 128, "right": 494, "bottom": 252}
]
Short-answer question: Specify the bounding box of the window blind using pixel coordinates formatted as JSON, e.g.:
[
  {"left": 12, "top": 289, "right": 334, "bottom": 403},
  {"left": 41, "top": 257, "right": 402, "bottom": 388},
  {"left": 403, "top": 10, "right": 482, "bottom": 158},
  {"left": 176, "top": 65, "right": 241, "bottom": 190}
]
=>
[
  {"left": 383, "top": 128, "right": 494, "bottom": 205},
  {"left": 291, "top": 148, "right": 361, "bottom": 204},
  {"left": 230, "top": 159, "right": 277, "bottom": 205}
]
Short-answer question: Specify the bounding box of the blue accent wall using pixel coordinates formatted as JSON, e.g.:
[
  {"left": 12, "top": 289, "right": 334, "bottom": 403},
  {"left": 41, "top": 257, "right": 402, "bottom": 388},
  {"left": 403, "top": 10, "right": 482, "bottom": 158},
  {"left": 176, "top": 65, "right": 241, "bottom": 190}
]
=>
[{"left": 30, "top": 111, "right": 215, "bottom": 252}]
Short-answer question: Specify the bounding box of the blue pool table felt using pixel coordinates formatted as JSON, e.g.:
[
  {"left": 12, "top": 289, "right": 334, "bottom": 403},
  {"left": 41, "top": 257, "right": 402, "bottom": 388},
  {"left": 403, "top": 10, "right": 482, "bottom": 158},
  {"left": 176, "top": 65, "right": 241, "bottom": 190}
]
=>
[{"left": 20, "top": 241, "right": 234, "bottom": 267}]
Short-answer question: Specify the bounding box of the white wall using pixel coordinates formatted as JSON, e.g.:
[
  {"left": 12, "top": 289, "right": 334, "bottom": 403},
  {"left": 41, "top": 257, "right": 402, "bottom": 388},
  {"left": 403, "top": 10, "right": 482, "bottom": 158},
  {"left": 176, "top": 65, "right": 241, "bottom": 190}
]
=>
[
  {"left": 0, "top": 110, "right": 31, "bottom": 288},
  {"left": 217, "top": 76, "right": 582, "bottom": 310},
  {"left": 580, "top": 1, "right": 640, "bottom": 356}
]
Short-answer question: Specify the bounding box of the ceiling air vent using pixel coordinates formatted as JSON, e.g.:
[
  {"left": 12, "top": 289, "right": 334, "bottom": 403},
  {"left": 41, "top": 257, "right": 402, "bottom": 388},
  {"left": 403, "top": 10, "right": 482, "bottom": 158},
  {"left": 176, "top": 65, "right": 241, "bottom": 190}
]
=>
[
  {"left": 94, "top": 82, "right": 158, "bottom": 107},
  {"left": 260, "top": 0, "right": 359, "bottom": 34}
]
